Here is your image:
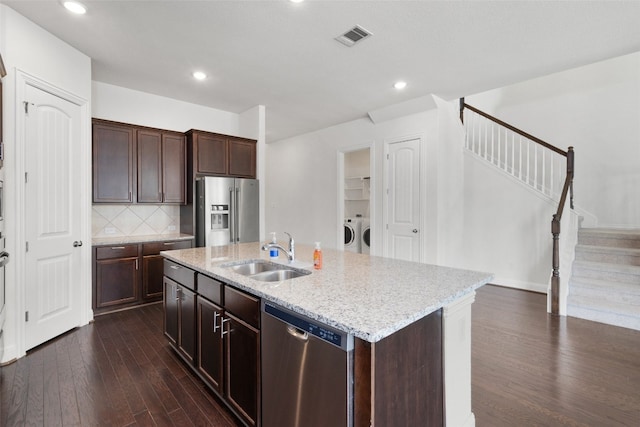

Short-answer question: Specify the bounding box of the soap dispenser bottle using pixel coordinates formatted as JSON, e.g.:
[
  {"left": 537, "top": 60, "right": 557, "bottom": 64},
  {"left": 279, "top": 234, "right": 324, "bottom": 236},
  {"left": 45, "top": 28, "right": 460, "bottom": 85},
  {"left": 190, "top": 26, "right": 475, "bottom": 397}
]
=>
[
  {"left": 313, "top": 242, "right": 323, "bottom": 270},
  {"left": 269, "top": 232, "right": 279, "bottom": 260}
]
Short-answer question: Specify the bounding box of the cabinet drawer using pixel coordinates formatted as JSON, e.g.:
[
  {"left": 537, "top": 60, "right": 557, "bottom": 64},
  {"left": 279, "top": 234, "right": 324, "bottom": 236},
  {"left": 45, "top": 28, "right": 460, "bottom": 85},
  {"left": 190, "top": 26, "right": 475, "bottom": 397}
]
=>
[
  {"left": 224, "top": 286, "right": 259, "bottom": 329},
  {"left": 143, "top": 239, "right": 192, "bottom": 255},
  {"left": 198, "top": 274, "right": 223, "bottom": 305},
  {"left": 164, "top": 260, "right": 196, "bottom": 291},
  {"left": 95, "top": 244, "right": 139, "bottom": 260}
]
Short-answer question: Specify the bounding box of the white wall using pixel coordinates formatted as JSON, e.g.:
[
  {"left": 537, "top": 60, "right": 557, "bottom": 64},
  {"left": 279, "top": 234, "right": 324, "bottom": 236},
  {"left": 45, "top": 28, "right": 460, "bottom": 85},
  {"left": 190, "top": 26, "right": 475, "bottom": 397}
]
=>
[
  {"left": 0, "top": 4, "right": 92, "bottom": 363},
  {"left": 92, "top": 81, "right": 241, "bottom": 136},
  {"left": 467, "top": 51, "right": 640, "bottom": 228},
  {"left": 265, "top": 111, "right": 442, "bottom": 264}
]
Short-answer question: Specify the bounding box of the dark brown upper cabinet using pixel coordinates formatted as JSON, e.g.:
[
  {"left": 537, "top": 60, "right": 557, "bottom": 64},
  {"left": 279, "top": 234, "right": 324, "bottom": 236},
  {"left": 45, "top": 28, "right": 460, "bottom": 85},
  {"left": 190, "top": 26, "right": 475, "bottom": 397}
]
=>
[
  {"left": 228, "top": 137, "right": 257, "bottom": 178},
  {"left": 93, "top": 119, "right": 186, "bottom": 204},
  {"left": 137, "top": 129, "right": 162, "bottom": 203},
  {"left": 187, "top": 130, "right": 256, "bottom": 179},
  {"left": 137, "top": 129, "right": 186, "bottom": 204},
  {"left": 162, "top": 133, "right": 187, "bottom": 203},
  {"left": 93, "top": 121, "right": 135, "bottom": 203}
]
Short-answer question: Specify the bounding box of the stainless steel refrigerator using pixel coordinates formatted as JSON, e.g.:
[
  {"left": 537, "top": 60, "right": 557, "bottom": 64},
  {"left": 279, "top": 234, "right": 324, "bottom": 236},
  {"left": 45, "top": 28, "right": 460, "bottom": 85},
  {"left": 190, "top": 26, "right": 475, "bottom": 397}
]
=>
[{"left": 195, "top": 177, "right": 259, "bottom": 247}]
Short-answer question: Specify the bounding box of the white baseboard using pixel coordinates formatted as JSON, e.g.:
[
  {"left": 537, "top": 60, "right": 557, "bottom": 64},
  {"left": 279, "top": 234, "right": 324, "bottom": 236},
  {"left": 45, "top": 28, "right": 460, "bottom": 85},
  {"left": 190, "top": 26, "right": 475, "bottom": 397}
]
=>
[{"left": 489, "top": 277, "right": 548, "bottom": 294}]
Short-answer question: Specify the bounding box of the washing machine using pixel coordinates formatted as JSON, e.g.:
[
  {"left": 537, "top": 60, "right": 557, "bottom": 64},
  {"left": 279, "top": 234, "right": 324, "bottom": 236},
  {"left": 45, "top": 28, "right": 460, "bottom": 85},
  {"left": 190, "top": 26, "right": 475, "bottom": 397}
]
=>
[
  {"left": 360, "top": 218, "right": 371, "bottom": 254},
  {"left": 344, "top": 218, "right": 361, "bottom": 253}
]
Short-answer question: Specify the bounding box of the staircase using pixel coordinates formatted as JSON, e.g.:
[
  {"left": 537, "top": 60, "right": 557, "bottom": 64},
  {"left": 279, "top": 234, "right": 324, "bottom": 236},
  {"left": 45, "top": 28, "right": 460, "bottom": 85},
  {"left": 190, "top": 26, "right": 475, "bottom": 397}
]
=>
[{"left": 568, "top": 228, "right": 640, "bottom": 330}]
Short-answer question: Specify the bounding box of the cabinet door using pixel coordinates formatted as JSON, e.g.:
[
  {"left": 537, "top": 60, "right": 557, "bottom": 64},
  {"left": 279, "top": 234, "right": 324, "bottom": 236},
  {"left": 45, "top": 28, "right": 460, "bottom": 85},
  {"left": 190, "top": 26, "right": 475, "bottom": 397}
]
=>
[
  {"left": 197, "top": 297, "right": 224, "bottom": 394},
  {"left": 95, "top": 257, "right": 139, "bottom": 308},
  {"left": 226, "top": 313, "right": 260, "bottom": 427},
  {"left": 93, "top": 123, "right": 135, "bottom": 203},
  {"left": 179, "top": 285, "right": 197, "bottom": 364},
  {"left": 196, "top": 133, "right": 227, "bottom": 175},
  {"left": 164, "top": 277, "right": 179, "bottom": 346},
  {"left": 137, "top": 129, "right": 163, "bottom": 203},
  {"left": 228, "top": 138, "right": 256, "bottom": 178},
  {"left": 142, "top": 254, "right": 164, "bottom": 300},
  {"left": 162, "top": 133, "right": 186, "bottom": 203}
]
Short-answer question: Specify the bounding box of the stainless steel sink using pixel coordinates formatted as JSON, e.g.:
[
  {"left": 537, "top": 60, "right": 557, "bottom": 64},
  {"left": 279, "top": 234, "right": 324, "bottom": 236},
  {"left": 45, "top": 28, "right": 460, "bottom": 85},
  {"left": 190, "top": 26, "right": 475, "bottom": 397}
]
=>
[
  {"left": 229, "top": 260, "right": 282, "bottom": 276},
  {"left": 224, "top": 260, "right": 311, "bottom": 282}
]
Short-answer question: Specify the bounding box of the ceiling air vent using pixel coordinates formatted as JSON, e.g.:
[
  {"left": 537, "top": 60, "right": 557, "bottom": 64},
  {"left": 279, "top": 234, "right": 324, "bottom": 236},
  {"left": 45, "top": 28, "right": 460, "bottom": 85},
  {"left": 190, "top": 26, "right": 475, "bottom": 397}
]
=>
[{"left": 335, "top": 25, "right": 372, "bottom": 47}]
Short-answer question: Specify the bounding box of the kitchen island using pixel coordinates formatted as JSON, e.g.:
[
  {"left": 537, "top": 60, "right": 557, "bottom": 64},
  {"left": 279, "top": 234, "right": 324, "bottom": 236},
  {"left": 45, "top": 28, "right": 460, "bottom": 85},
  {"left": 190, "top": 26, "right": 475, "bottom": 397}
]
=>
[{"left": 162, "top": 242, "right": 492, "bottom": 427}]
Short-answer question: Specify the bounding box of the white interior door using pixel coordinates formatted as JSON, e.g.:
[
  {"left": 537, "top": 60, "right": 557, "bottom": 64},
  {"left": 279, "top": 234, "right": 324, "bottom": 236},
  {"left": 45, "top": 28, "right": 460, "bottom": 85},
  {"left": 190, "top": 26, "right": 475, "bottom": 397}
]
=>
[
  {"left": 386, "top": 138, "right": 421, "bottom": 262},
  {"left": 24, "top": 84, "right": 82, "bottom": 350}
]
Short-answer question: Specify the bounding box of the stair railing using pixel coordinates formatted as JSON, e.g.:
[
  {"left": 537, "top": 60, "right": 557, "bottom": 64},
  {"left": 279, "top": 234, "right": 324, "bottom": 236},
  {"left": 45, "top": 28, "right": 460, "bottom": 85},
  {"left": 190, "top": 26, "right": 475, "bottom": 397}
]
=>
[{"left": 460, "top": 98, "right": 574, "bottom": 315}]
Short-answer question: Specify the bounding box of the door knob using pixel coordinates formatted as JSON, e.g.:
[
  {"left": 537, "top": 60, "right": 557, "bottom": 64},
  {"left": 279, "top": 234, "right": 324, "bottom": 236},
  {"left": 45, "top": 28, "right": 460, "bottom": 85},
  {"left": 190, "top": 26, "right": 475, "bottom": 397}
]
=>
[
  {"left": 73, "top": 241, "right": 83, "bottom": 247},
  {"left": 412, "top": 229, "right": 418, "bottom": 233}
]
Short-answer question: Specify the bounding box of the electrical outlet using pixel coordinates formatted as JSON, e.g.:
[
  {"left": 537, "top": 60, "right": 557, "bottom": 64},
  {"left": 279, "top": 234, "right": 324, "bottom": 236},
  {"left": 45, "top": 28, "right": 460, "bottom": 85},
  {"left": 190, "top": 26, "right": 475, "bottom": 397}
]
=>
[
  {"left": 168, "top": 225, "right": 176, "bottom": 231},
  {"left": 104, "top": 227, "right": 116, "bottom": 234}
]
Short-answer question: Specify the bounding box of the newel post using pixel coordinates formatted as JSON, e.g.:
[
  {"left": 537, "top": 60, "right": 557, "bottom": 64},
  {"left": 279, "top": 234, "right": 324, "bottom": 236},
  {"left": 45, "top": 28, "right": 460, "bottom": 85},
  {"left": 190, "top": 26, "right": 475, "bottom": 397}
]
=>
[
  {"left": 551, "top": 214, "right": 561, "bottom": 315},
  {"left": 459, "top": 97, "right": 465, "bottom": 124},
  {"left": 567, "top": 146, "right": 575, "bottom": 209}
]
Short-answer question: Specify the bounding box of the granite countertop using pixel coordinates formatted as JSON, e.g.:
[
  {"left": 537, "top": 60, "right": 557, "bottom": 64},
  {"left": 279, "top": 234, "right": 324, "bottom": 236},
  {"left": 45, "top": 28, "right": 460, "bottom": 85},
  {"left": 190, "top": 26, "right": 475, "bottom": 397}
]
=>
[
  {"left": 161, "top": 243, "right": 493, "bottom": 343},
  {"left": 92, "top": 233, "right": 194, "bottom": 246}
]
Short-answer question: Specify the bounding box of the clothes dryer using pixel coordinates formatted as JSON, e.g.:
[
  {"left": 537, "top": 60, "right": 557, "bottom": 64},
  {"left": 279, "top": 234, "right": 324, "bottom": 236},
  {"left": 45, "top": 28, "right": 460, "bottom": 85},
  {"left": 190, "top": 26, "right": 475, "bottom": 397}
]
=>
[
  {"left": 344, "top": 218, "right": 361, "bottom": 253},
  {"left": 360, "top": 218, "right": 371, "bottom": 254}
]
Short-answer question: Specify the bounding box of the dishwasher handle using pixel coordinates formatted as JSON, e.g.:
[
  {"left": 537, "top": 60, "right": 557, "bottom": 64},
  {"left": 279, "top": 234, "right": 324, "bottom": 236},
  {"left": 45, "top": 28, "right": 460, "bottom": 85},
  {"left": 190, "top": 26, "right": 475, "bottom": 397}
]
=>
[{"left": 286, "top": 325, "right": 308, "bottom": 341}]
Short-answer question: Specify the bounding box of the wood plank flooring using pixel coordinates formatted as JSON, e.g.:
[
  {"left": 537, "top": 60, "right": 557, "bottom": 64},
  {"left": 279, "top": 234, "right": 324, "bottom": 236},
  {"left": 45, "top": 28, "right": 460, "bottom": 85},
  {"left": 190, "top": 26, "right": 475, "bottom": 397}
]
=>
[
  {"left": 472, "top": 285, "right": 640, "bottom": 427},
  {"left": 1, "top": 285, "right": 638, "bottom": 426}
]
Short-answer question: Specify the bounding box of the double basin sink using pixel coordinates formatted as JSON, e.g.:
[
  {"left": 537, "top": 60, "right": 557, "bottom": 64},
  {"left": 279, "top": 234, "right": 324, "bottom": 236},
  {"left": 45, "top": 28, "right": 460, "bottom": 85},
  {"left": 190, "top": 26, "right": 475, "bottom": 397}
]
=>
[{"left": 224, "top": 259, "right": 311, "bottom": 282}]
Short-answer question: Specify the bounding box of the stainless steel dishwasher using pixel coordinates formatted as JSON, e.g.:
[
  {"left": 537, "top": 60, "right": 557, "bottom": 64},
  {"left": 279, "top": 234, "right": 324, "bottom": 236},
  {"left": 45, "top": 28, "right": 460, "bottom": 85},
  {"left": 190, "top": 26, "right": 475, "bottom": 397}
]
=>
[{"left": 261, "top": 301, "right": 354, "bottom": 427}]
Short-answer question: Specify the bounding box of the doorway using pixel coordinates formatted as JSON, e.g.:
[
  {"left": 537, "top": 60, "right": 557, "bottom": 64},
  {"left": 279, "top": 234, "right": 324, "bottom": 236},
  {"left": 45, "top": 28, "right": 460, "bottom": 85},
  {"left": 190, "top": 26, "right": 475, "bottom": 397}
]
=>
[{"left": 339, "top": 147, "right": 372, "bottom": 254}]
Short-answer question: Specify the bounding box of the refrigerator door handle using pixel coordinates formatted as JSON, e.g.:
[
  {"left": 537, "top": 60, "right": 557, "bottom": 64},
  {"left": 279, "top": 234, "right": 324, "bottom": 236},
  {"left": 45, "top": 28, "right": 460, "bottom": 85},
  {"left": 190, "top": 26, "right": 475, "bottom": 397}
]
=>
[
  {"left": 229, "top": 187, "right": 235, "bottom": 243},
  {"left": 234, "top": 185, "right": 240, "bottom": 242}
]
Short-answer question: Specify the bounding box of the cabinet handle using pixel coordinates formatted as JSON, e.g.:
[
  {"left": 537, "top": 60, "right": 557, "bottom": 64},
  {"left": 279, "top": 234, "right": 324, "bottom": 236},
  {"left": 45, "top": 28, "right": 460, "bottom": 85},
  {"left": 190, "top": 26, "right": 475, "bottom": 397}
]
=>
[
  {"left": 213, "top": 311, "right": 220, "bottom": 333},
  {"left": 220, "top": 317, "right": 231, "bottom": 338},
  {"left": 111, "top": 246, "right": 126, "bottom": 250},
  {"left": 163, "top": 242, "right": 175, "bottom": 246},
  {"left": 175, "top": 287, "right": 181, "bottom": 301},
  {"left": 135, "top": 259, "right": 139, "bottom": 270},
  {"left": 170, "top": 265, "right": 180, "bottom": 270}
]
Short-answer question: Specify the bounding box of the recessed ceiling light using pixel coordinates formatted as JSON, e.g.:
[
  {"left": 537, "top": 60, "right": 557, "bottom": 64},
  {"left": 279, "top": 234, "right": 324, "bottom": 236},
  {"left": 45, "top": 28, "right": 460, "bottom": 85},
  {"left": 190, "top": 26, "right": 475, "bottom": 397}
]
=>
[
  {"left": 192, "top": 71, "right": 207, "bottom": 81},
  {"left": 62, "top": 1, "right": 87, "bottom": 15},
  {"left": 394, "top": 81, "right": 407, "bottom": 90},
  {"left": 290, "top": 0, "right": 305, "bottom": 3}
]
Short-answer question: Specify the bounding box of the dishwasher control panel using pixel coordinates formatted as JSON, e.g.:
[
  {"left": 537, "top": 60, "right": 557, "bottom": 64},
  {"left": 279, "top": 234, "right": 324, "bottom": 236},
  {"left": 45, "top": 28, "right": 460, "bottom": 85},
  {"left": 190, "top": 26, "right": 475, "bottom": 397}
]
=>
[{"left": 263, "top": 302, "right": 353, "bottom": 351}]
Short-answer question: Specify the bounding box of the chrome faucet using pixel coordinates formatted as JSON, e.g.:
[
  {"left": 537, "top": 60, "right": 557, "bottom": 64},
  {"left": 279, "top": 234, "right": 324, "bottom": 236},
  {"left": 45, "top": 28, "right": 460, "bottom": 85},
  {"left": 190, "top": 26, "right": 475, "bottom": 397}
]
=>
[{"left": 262, "top": 232, "right": 295, "bottom": 262}]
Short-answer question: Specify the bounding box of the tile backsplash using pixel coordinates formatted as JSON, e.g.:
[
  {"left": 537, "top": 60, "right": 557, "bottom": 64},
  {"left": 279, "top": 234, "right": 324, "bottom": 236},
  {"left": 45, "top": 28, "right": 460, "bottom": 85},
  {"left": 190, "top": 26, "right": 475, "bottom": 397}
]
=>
[{"left": 92, "top": 204, "right": 180, "bottom": 238}]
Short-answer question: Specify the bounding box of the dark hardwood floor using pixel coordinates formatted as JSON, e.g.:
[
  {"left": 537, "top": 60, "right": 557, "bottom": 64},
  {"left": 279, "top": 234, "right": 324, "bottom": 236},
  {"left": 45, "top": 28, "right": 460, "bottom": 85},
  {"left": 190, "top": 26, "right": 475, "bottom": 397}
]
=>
[
  {"left": 472, "top": 285, "right": 640, "bottom": 427},
  {"left": 1, "top": 285, "right": 638, "bottom": 426}
]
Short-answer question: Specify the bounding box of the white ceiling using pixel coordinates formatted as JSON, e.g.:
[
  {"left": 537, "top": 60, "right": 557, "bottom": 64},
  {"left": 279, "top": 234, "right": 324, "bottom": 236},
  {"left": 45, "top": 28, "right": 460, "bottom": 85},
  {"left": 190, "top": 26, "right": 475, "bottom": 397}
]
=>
[{"left": 5, "top": 1, "right": 640, "bottom": 142}]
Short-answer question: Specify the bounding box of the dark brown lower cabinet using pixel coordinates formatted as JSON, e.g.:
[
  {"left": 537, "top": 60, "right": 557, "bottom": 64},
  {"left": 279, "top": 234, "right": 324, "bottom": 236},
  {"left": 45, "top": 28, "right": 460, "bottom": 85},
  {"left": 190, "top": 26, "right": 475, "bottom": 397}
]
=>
[
  {"left": 143, "top": 240, "right": 193, "bottom": 300},
  {"left": 168, "top": 265, "right": 260, "bottom": 427},
  {"left": 178, "top": 284, "right": 196, "bottom": 363},
  {"left": 95, "top": 256, "right": 139, "bottom": 308},
  {"left": 93, "top": 238, "right": 193, "bottom": 315},
  {"left": 164, "top": 277, "right": 196, "bottom": 364},
  {"left": 197, "top": 297, "right": 224, "bottom": 393},
  {"left": 94, "top": 244, "right": 140, "bottom": 310},
  {"left": 164, "top": 278, "right": 179, "bottom": 347},
  {"left": 226, "top": 313, "right": 260, "bottom": 426}
]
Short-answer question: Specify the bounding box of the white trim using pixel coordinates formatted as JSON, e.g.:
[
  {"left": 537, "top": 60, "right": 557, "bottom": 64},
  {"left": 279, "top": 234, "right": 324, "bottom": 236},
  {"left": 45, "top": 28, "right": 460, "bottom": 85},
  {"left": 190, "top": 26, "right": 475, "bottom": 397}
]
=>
[
  {"left": 14, "top": 69, "right": 91, "bottom": 358},
  {"left": 337, "top": 143, "right": 374, "bottom": 253},
  {"left": 489, "top": 278, "right": 548, "bottom": 294}
]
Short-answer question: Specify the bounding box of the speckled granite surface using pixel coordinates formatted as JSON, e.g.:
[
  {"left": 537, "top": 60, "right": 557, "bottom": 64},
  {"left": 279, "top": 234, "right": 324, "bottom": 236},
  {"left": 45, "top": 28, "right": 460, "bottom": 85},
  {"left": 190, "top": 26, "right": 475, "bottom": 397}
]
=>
[
  {"left": 92, "top": 233, "right": 194, "bottom": 246},
  {"left": 162, "top": 243, "right": 493, "bottom": 343}
]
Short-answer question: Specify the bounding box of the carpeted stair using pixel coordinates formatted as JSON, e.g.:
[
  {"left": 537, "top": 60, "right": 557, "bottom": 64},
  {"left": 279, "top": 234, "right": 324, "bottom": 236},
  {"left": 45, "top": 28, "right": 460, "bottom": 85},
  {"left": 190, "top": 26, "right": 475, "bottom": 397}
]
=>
[{"left": 568, "top": 228, "right": 640, "bottom": 330}]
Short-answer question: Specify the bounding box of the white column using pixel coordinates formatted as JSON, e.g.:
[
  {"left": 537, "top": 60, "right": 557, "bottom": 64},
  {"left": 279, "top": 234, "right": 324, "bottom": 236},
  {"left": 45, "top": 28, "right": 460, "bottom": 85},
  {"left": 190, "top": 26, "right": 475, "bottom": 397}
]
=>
[{"left": 443, "top": 290, "right": 476, "bottom": 427}]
